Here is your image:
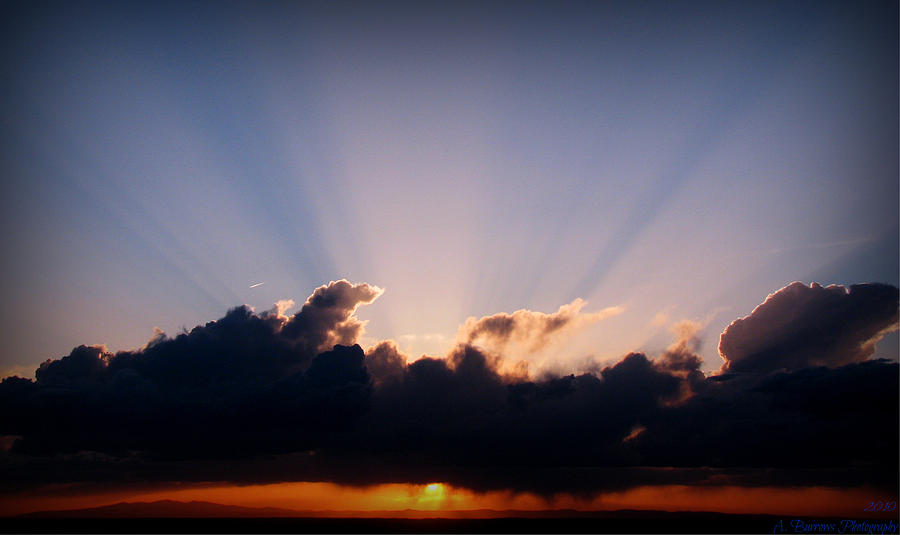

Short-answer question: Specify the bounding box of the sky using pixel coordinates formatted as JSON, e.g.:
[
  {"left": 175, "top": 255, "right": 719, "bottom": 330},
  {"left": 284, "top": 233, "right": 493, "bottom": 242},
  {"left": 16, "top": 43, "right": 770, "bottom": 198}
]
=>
[{"left": 0, "top": 0, "right": 898, "bottom": 519}]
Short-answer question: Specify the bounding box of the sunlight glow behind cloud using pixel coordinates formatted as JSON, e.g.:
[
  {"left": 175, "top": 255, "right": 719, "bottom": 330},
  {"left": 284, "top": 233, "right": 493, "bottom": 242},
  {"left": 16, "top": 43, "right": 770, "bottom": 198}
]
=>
[{"left": 1, "top": 0, "right": 896, "bottom": 385}]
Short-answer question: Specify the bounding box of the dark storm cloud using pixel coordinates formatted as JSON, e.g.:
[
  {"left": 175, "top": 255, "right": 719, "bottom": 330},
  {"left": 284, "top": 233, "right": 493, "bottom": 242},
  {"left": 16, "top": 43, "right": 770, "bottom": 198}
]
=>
[
  {"left": 635, "top": 358, "right": 898, "bottom": 490},
  {"left": 718, "top": 281, "right": 899, "bottom": 372},
  {"left": 0, "top": 280, "right": 381, "bottom": 459},
  {"left": 0, "top": 281, "right": 897, "bottom": 495}
]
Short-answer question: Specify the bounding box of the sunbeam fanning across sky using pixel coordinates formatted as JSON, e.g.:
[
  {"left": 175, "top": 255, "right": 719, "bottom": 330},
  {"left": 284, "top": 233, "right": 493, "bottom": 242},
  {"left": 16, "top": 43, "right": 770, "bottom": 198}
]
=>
[{"left": 0, "top": 1, "right": 897, "bottom": 531}]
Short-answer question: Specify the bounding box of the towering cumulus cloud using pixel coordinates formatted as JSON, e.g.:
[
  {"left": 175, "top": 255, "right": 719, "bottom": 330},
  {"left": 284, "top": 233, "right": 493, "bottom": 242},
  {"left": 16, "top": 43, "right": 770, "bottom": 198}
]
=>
[
  {"left": 0, "top": 280, "right": 897, "bottom": 496},
  {"left": 280, "top": 279, "right": 383, "bottom": 355},
  {"left": 718, "top": 282, "right": 899, "bottom": 373}
]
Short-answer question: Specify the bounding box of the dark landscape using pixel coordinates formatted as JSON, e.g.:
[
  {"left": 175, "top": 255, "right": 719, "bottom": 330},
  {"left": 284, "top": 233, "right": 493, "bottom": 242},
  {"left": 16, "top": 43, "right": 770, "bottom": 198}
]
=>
[{"left": 6, "top": 500, "right": 898, "bottom": 534}]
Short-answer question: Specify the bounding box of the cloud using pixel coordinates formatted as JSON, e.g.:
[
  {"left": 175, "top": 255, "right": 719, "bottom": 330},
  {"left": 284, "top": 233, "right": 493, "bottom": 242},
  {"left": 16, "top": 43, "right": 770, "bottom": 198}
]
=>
[
  {"left": 458, "top": 299, "right": 622, "bottom": 354},
  {"left": 653, "top": 320, "right": 705, "bottom": 401},
  {"left": 636, "top": 359, "right": 898, "bottom": 489},
  {"left": 281, "top": 279, "right": 384, "bottom": 356},
  {"left": 0, "top": 280, "right": 382, "bottom": 459},
  {"left": 265, "top": 299, "right": 296, "bottom": 319},
  {"left": 0, "top": 281, "right": 896, "bottom": 497},
  {"left": 657, "top": 319, "right": 703, "bottom": 369},
  {"left": 364, "top": 340, "right": 409, "bottom": 387},
  {"left": 718, "top": 282, "right": 899, "bottom": 372},
  {"left": 34, "top": 345, "right": 111, "bottom": 386}
]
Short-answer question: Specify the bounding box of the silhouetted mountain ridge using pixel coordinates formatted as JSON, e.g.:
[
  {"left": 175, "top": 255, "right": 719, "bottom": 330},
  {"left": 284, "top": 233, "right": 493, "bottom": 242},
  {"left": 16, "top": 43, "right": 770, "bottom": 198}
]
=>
[{"left": 17, "top": 500, "right": 300, "bottom": 518}]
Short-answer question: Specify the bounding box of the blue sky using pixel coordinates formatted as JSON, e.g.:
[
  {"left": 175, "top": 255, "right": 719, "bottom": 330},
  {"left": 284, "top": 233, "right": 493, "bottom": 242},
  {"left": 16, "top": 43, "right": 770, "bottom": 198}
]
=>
[{"left": 1, "top": 0, "right": 897, "bottom": 376}]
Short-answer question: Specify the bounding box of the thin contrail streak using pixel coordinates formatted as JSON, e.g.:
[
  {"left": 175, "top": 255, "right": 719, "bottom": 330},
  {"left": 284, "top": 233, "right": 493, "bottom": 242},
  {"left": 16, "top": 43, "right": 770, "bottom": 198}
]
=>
[{"left": 249, "top": 282, "right": 265, "bottom": 289}]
